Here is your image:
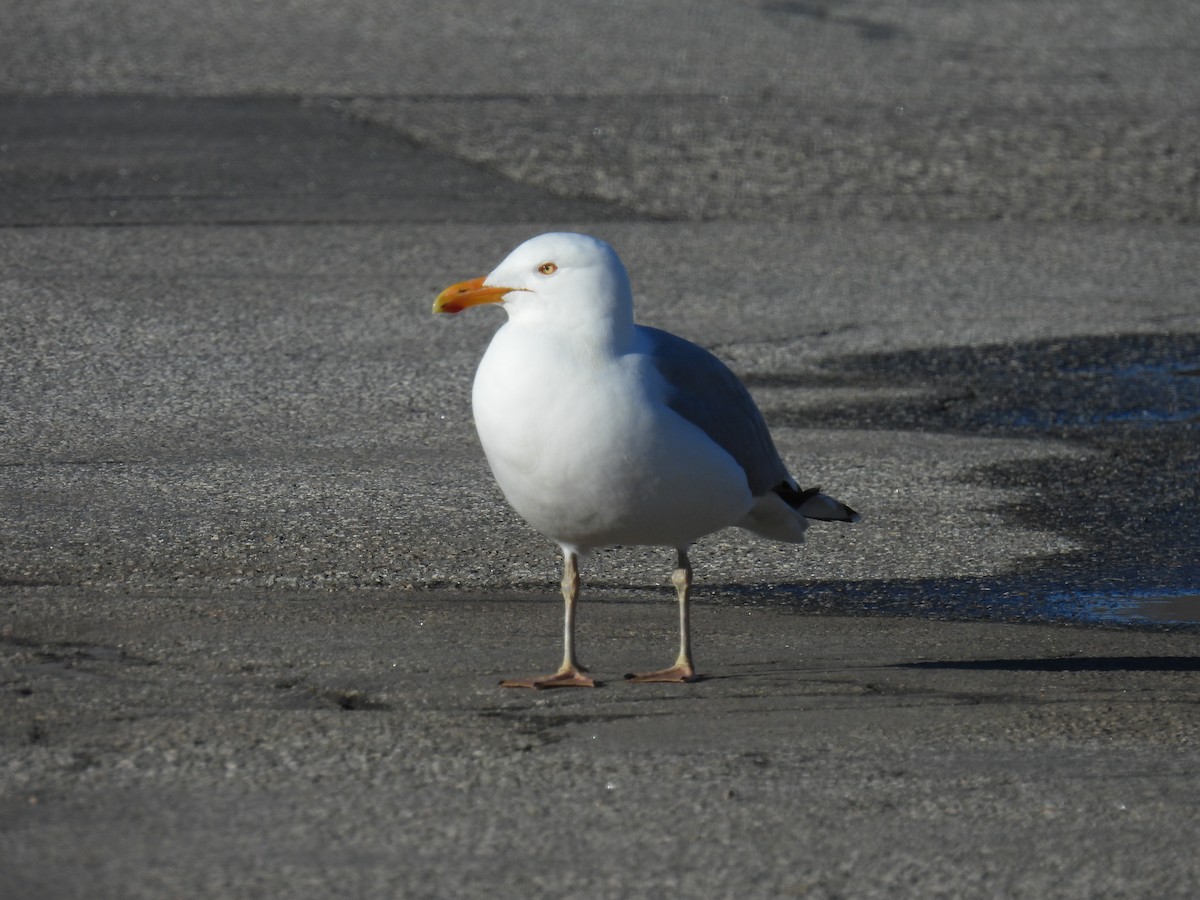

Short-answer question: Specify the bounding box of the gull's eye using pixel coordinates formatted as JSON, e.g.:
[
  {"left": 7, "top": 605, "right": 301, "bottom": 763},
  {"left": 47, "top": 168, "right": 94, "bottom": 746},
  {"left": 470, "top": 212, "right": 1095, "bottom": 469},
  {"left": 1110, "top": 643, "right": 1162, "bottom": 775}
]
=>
[{"left": 537, "top": 262, "right": 558, "bottom": 276}]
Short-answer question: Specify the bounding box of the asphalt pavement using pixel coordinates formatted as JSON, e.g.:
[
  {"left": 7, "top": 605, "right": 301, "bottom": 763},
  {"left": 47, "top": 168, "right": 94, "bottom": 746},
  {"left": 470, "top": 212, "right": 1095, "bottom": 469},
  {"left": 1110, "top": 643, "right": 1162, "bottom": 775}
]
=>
[{"left": 2, "top": 3, "right": 1199, "bottom": 898}]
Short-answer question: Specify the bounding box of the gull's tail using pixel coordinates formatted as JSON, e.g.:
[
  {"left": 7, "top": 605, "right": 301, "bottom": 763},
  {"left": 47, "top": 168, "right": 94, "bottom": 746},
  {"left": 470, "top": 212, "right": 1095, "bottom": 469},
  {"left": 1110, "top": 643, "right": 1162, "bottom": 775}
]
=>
[
  {"left": 737, "top": 482, "right": 860, "bottom": 544},
  {"left": 781, "top": 484, "right": 861, "bottom": 523}
]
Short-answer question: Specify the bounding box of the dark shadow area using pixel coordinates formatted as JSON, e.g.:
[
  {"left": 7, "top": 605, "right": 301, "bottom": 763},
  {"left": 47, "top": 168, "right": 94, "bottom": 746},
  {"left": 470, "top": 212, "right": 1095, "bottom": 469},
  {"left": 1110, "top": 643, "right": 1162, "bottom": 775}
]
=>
[
  {"left": 0, "top": 95, "right": 630, "bottom": 226},
  {"left": 745, "top": 332, "right": 1200, "bottom": 624},
  {"left": 753, "top": 332, "right": 1200, "bottom": 436},
  {"left": 900, "top": 655, "right": 1200, "bottom": 673}
]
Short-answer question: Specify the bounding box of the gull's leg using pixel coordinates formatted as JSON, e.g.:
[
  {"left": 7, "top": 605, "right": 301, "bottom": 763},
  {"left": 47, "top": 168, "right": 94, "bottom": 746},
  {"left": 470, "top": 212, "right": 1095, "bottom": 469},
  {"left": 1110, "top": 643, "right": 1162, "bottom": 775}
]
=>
[
  {"left": 626, "top": 548, "right": 699, "bottom": 684},
  {"left": 501, "top": 550, "right": 596, "bottom": 689}
]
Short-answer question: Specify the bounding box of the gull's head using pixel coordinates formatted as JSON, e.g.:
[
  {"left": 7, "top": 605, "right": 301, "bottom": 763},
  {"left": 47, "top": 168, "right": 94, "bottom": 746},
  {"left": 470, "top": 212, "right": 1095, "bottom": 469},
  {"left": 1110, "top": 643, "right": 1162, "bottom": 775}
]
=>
[{"left": 433, "top": 233, "right": 634, "bottom": 330}]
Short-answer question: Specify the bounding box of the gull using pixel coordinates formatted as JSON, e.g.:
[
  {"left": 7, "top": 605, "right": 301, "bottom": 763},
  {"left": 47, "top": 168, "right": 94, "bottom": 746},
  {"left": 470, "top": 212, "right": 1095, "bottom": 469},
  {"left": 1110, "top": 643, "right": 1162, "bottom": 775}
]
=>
[{"left": 433, "top": 233, "right": 858, "bottom": 688}]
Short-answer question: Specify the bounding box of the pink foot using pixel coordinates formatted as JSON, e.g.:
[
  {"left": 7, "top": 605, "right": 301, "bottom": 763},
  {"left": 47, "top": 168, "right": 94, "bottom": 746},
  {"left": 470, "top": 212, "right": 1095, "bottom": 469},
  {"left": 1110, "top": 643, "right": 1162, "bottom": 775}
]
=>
[
  {"left": 501, "top": 664, "right": 596, "bottom": 689},
  {"left": 624, "top": 663, "right": 699, "bottom": 684}
]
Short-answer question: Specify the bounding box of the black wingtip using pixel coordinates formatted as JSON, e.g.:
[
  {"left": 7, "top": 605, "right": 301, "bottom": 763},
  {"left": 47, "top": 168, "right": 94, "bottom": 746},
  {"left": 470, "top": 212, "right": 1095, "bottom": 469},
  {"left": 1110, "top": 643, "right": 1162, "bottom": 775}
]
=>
[
  {"left": 772, "top": 482, "right": 820, "bottom": 509},
  {"left": 774, "top": 481, "right": 860, "bottom": 523}
]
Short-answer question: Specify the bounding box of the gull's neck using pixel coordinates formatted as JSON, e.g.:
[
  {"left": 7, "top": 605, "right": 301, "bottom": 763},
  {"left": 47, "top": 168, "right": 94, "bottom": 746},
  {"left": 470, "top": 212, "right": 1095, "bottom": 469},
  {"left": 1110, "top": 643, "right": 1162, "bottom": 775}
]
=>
[{"left": 505, "top": 296, "right": 637, "bottom": 358}]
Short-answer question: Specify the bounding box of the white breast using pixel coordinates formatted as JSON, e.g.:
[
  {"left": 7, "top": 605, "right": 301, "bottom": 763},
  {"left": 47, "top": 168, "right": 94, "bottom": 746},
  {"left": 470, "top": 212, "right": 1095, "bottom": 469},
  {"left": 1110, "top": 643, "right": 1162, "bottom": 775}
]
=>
[{"left": 472, "top": 322, "right": 753, "bottom": 552}]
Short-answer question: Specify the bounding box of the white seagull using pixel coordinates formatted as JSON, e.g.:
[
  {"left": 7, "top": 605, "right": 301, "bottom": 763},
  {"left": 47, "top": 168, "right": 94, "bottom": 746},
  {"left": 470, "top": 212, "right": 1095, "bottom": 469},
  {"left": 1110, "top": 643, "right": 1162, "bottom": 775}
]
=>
[{"left": 433, "top": 233, "right": 858, "bottom": 688}]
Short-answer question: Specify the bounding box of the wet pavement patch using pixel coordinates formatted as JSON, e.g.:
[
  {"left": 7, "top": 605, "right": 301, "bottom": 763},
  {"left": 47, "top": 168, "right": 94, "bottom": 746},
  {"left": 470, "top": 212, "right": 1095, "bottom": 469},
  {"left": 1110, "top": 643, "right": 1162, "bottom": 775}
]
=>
[
  {"left": 1045, "top": 589, "right": 1200, "bottom": 625},
  {"left": 726, "top": 573, "right": 1200, "bottom": 630},
  {"left": 0, "top": 95, "right": 629, "bottom": 226}
]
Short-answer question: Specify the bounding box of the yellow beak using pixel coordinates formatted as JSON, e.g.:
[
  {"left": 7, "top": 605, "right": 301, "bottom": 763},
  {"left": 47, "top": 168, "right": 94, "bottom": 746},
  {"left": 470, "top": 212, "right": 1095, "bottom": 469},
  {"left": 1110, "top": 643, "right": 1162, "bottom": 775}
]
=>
[{"left": 432, "top": 276, "right": 520, "bottom": 315}]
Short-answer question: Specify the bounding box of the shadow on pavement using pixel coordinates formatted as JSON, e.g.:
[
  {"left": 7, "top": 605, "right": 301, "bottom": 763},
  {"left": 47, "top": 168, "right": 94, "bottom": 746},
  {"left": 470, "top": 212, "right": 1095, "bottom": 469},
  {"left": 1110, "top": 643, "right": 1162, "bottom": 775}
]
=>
[
  {"left": 900, "top": 655, "right": 1200, "bottom": 673},
  {"left": 741, "top": 331, "right": 1200, "bottom": 624}
]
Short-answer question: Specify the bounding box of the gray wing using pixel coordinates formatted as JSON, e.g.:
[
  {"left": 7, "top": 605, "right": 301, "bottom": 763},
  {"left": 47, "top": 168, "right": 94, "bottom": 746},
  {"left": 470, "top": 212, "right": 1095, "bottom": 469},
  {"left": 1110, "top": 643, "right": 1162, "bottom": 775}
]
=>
[{"left": 639, "top": 325, "right": 789, "bottom": 497}]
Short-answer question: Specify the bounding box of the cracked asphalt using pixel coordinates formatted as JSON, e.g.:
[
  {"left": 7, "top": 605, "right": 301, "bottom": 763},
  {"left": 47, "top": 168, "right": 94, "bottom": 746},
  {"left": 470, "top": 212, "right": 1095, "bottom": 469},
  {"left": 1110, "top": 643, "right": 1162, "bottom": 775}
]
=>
[{"left": 2, "top": 3, "right": 1199, "bottom": 898}]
